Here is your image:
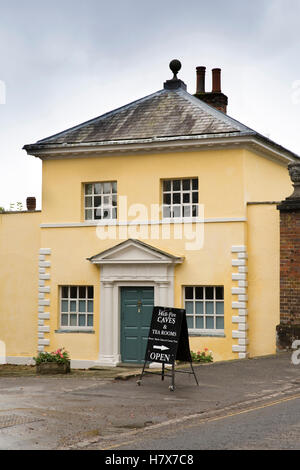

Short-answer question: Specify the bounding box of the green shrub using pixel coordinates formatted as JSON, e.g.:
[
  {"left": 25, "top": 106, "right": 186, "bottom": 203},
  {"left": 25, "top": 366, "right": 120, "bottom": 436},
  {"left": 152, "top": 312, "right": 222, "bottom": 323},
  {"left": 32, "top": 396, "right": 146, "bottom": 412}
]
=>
[{"left": 33, "top": 348, "right": 70, "bottom": 365}]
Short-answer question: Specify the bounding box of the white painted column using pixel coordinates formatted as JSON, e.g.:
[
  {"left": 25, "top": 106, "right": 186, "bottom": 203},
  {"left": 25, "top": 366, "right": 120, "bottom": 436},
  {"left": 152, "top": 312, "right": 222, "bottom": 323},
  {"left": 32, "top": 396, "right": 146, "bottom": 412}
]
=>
[
  {"left": 98, "top": 281, "right": 118, "bottom": 367},
  {"left": 157, "top": 281, "right": 170, "bottom": 307}
]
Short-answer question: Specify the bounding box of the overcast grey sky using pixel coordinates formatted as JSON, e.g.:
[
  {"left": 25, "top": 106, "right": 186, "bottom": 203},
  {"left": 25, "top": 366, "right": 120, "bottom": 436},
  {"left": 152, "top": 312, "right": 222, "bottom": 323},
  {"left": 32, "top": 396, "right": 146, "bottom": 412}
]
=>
[{"left": 1, "top": 0, "right": 300, "bottom": 209}]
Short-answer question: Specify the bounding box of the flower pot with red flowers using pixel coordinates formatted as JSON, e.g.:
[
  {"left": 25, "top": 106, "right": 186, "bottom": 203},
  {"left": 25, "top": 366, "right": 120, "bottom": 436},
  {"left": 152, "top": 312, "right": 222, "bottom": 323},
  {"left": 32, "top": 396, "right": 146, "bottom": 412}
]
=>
[
  {"left": 190, "top": 349, "right": 213, "bottom": 363},
  {"left": 34, "top": 348, "right": 71, "bottom": 374}
]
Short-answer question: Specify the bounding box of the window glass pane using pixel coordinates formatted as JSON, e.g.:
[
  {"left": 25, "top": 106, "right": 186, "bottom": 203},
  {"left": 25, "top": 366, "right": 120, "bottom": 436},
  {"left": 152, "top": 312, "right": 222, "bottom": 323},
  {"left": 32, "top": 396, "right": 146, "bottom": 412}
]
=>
[
  {"left": 103, "top": 208, "right": 111, "bottom": 219},
  {"left": 206, "top": 316, "right": 214, "bottom": 329},
  {"left": 88, "top": 300, "right": 93, "bottom": 313},
  {"left": 183, "top": 205, "right": 191, "bottom": 217},
  {"left": 94, "top": 208, "right": 102, "bottom": 219},
  {"left": 112, "top": 182, "right": 117, "bottom": 193},
  {"left": 182, "top": 179, "right": 190, "bottom": 190},
  {"left": 70, "top": 286, "right": 77, "bottom": 298},
  {"left": 85, "top": 209, "right": 93, "bottom": 220},
  {"left": 112, "top": 195, "right": 117, "bottom": 206},
  {"left": 216, "top": 302, "right": 224, "bottom": 315},
  {"left": 85, "top": 196, "right": 93, "bottom": 207},
  {"left": 163, "top": 206, "right": 171, "bottom": 218},
  {"left": 192, "top": 179, "right": 198, "bottom": 190},
  {"left": 183, "top": 193, "right": 190, "bottom": 203},
  {"left": 173, "top": 180, "right": 181, "bottom": 191},
  {"left": 87, "top": 315, "right": 94, "bottom": 327},
  {"left": 216, "top": 317, "right": 224, "bottom": 329},
  {"left": 216, "top": 287, "right": 224, "bottom": 300},
  {"left": 163, "top": 193, "right": 171, "bottom": 205},
  {"left": 196, "top": 316, "right": 204, "bottom": 329},
  {"left": 79, "top": 314, "right": 86, "bottom": 327},
  {"left": 185, "top": 287, "right": 194, "bottom": 299},
  {"left": 79, "top": 286, "right": 86, "bottom": 298},
  {"left": 103, "top": 182, "right": 111, "bottom": 194},
  {"left": 187, "top": 316, "right": 194, "bottom": 329},
  {"left": 173, "top": 206, "right": 181, "bottom": 217},
  {"left": 70, "top": 300, "right": 77, "bottom": 312},
  {"left": 70, "top": 314, "right": 77, "bottom": 326},
  {"left": 94, "top": 196, "right": 102, "bottom": 207},
  {"left": 61, "top": 314, "right": 68, "bottom": 326},
  {"left": 85, "top": 184, "right": 93, "bottom": 195},
  {"left": 79, "top": 300, "right": 86, "bottom": 312},
  {"left": 185, "top": 301, "right": 194, "bottom": 315},
  {"left": 192, "top": 192, "right": 198, "bottom": 203},
  {"left": 88, "top": 286, "right": 94, "bottom": 299},
  {"left": 206, "top": 301, "right": 214, "bottom": 315},
  {"left": 61, "top": 300, "right": 68, "bottom": 312},
  {"left": 192, "top": 205, "right": 198, "bottom": 217},
  {"left": 61, "top": 286, "right": 69, "bottom": 298},
  {"left": 195, "top": 287, "right": 203, "bottom": 299},
  {"left": 112, "top": 207, "right": 117, "bottom": 219},
  {"left": 173, "top": 193, "right": 180, "bottom": 204},
  {"left": 206, "top": 287, "right": 214, "bottom": 299},
  {"left": 163, "top": 180, "right": 171, "bottom": 192},
  {"left": 94, "top": 183, "right": 102, "bottom": 194},
  {"left": 195, "top": 302, "right": 203, "bottom": 314}
]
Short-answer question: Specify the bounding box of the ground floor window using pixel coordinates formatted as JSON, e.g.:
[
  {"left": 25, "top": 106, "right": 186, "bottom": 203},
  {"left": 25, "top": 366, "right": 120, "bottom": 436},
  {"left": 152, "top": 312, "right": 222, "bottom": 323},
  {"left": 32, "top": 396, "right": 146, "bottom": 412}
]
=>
[
  {"left": 184, "top": 286, "right": 224, "bottom": 332},
  {"left": 60, "top": 286, "right": 94, "bottom": 329}
]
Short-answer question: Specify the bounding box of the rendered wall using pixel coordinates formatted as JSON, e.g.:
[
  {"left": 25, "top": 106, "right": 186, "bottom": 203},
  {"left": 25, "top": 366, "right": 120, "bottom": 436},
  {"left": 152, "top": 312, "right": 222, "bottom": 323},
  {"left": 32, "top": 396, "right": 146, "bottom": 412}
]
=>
[
  {"left": 0, "top": 211, "right": 41, "bottom": 361},
  {"left": 247, "top": 204, "right": 280, "bottom": 357}
]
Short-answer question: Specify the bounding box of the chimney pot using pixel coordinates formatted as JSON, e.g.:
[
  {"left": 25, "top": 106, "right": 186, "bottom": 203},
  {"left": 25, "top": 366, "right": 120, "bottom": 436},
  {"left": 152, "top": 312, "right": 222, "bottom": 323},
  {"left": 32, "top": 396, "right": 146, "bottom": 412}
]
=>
[
  {"left": 212, "top": 68, "right": 221, "bottom": 93},
  {"left": 26, "top": 197, "right": 36, "bottom": 211},
  {"left": 196, "top": 66, "right": 206, "bottom": 93}
]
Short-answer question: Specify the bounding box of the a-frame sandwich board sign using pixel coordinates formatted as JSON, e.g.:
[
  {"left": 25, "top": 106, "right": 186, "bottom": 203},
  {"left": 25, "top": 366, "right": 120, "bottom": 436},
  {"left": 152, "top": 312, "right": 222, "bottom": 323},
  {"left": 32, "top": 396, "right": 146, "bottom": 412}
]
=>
[{"left": 137, "top": 306, "right": 199, "bottom": 391}]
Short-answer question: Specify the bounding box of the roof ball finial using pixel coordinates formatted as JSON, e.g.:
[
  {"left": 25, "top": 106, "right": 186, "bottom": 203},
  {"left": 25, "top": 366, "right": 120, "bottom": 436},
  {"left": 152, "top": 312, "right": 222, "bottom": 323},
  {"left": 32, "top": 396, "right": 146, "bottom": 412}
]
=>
[{"left": 169, "top": 59, "right": 182, "bottom": 79}]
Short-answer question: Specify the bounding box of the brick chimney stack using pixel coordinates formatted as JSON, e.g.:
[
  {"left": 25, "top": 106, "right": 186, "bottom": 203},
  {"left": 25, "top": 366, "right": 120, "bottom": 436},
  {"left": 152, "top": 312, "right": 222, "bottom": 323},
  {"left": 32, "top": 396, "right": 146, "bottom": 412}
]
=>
[{"left": 194, "top": 66, "right": 228, "bottom": 113}]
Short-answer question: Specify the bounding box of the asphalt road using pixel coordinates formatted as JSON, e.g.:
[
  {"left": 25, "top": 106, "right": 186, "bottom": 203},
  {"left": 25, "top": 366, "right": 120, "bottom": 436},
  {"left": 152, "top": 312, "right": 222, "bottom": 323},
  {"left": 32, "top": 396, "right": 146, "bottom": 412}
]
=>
[
  {"left": 0, "top": 353, "right": 299, "bottom": 450},
  {"left": 108, "top": 395, "right": 300, "bottom": 450}
]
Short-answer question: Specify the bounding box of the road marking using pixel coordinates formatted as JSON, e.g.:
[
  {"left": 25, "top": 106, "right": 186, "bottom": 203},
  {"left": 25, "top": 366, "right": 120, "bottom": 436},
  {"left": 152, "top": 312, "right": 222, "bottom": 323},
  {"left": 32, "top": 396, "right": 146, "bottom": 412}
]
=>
[{"left": 101, "top": 393, "right": 300, "bottom": 450}]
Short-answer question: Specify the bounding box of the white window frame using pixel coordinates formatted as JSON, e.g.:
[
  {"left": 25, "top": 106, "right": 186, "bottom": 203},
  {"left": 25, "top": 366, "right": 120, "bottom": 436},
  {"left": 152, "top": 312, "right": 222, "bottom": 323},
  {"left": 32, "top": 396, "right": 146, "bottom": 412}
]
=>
[
  {"left": 162, "top": 178, "right": 199, "bottom": 220},
  {"left": 184, "top": 285, "right": 225, "bottom": 335},
  {"left": 84, "top": 182, "right": 117, "bottom": 221},
  {"left": 60, "top": 285, "right": 94, "bottom": 330}
]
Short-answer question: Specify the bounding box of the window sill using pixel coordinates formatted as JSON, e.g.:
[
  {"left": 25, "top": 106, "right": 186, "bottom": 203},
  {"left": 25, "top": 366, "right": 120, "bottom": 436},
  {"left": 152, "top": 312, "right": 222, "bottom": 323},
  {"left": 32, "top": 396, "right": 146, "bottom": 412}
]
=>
[
  {"left": 55, "top": 329, "right": 95, "bottom": 334},
  {"left": 188, "top": 329, "right": 225, "bottom": 338}
]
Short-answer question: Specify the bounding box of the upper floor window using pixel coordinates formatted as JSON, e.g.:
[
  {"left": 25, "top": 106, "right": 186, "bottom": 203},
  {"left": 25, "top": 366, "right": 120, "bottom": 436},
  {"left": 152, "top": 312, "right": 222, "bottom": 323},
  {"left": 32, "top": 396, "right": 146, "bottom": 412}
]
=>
[
  {"left": 162, "top": 178, "right": 198, "bottom": 219},
  {"left": 84, "top": 182, "right": 117, "bottom": 221},
  {"left": 184, "top": 286, "right": 224, "bottom": 332}
]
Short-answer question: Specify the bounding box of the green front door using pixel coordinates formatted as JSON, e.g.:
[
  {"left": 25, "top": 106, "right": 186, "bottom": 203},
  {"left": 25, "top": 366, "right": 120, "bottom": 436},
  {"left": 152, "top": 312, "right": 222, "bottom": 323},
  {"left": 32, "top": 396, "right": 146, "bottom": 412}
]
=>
[{"left": 121, "top": 287, "right": 154, "bottom": 364}]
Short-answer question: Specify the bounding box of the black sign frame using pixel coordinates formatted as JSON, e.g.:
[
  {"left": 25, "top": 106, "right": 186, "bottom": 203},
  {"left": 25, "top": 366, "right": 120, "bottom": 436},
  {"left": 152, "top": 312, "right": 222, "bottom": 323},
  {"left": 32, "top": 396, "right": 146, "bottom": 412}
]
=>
[{"left": 137, "top": 306, "right": 199, "bottom": 391}]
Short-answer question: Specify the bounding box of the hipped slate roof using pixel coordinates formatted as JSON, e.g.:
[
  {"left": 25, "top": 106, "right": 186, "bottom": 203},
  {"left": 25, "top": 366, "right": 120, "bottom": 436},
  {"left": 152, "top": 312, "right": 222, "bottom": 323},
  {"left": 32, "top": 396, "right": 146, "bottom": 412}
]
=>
[
  {"left": 24, "top": 84, "right": 299, "bottom": 161},
  {"left": 33, "top": 88, "right": 249, "bottom": 145}
]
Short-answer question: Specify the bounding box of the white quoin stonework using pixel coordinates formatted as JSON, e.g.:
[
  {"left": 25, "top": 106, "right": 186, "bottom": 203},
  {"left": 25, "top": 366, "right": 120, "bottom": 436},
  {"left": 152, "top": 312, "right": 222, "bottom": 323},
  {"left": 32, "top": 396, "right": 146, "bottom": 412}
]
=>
[
  {"left": 231, "top": 245, "right": 249, "bottom": 359},
  {"left": 88, "top": 239, "right": 183, "bottom": 367},
  {"left": 37, "top": 249, "right": 51, "bottom": 352}
]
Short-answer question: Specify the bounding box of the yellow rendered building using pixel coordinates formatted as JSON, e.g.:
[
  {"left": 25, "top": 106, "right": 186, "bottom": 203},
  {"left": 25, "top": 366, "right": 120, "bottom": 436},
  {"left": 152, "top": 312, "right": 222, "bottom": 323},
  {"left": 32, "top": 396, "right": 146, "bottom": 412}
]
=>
[{"left": 0, "top": 63, "right": 298, "bottom": 367}]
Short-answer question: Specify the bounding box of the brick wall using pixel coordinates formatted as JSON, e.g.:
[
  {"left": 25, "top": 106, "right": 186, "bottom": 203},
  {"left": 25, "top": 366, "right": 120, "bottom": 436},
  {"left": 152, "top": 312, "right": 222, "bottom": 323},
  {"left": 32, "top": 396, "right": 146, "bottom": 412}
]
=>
[{"left": 279, "top": 210, "right": 300, "bottom": 325}]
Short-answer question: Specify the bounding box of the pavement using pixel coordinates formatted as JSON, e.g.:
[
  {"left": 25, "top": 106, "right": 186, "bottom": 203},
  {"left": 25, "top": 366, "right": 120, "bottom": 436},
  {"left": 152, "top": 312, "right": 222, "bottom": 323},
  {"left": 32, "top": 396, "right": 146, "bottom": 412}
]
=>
[{"left": 0, "top": 352, "right": 299, "bottom": 450}]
